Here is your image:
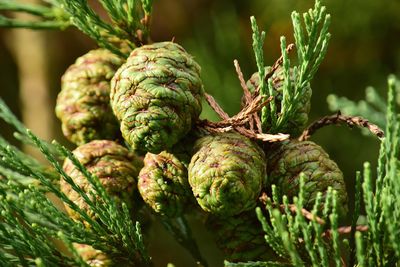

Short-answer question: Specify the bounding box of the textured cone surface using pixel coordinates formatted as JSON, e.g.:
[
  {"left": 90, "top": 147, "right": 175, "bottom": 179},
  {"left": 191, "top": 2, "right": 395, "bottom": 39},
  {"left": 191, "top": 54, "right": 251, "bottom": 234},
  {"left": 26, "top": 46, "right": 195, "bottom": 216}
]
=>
[
  {"left": 206, "top": 211, "right": 277, "bottom": 262},
  {"left": 61, "top": 140, "right": 140, "bottom": 221},
  {"left": 55, "top": 49, "right": 123, "bottom": 145},
  {"left": 138, "top": 151, "right": 192, "bottom": 217},
  {"left": 246, "top": 66, "right": 311, "bottom": 136},
  {"left": 74, "top": 244, "right": 112, "bottom": 267},
  {"left": 111, "top": 41, "right": 204, "bottom": 153},
  {"left": 188, "top": 132, "right": 266, "bottom": 216},
  {"left": 266, "top": 140, "right": 348, "bottom": 212}
]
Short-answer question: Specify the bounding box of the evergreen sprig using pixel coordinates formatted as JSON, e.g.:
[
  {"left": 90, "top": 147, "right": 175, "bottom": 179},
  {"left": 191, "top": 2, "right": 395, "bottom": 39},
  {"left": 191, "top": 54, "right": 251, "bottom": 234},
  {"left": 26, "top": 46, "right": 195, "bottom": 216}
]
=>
[
  {"left": 250, "top": 176, "right": 343, "bottom": 267},
  {"left": 0, "top": 0, "right": 70, "bottom": 30},
  {"left": 0, "top": 99, "right": 61, "bottom": 189},
  {"left": 250, "top": 16, "right": 268, "bottom": 130},
  {"left": 0, "top": 184, "right": 88, "bottom": 267},
  {"left": 0, "top": 0, "right": 154, "bottom": 56},
  {"left": 226, "top": 75, "right": 400, "bottom": 267},
  {"left": 1, "top": 0, "right": 400, "bottom": 266},
  {"left": 239, "top": 76, "right": 400, "bottom": 267},
  {"left": 356, "top": 75, "right": 400, "bottom": 266},
  {"left": 0, "top": 99, "right": 151, "bottom": 266},
  {"left": 251, "top": 0, "right": 330, "bottom": 134}
]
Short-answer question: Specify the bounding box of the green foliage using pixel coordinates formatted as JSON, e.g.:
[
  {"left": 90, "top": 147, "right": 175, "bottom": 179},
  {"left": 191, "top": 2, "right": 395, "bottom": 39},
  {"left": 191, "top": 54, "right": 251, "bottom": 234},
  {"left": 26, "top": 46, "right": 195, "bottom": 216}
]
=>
[
  {"left": 0, "top": 100, "right": 150, "bottom": 266},
  {"left": 58, "top": 0, "right": 150, "bottom": 56},
  {"left": 0, "top": 0, "right": 70, "bottom": 30},
  {"left": 1, "top": 0, "right": 400, "bottom": 266},
  {"left": 328, "top": 76, "right": 400, "bottom": 266},
  {"left": 0, "top": 99, "right": 60, "bottom": 189},
  {"left": 251, "top": 0, "right": 330, "bottom": 134},
  {"left": 358, "top": 75, "right": 400, "bottom": 266},
  {"left": 225, "top": 75, "right": 400, "bottom": 267},
  {"left": 247, "top": 177, "right": 343, "bottom": 267},
  {"left": 0, "top": 0, "right": 154, "bottom": 56},
  {"left": 0, "top": 183, "right": 93, "bottom": 267}
]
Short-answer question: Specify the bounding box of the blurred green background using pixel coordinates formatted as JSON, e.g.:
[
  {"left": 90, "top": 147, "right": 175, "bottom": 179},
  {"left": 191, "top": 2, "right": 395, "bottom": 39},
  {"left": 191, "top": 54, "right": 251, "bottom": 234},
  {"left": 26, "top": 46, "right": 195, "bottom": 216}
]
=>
[{"left": 1, "top": 0, "right": 399, "bottom": 266}]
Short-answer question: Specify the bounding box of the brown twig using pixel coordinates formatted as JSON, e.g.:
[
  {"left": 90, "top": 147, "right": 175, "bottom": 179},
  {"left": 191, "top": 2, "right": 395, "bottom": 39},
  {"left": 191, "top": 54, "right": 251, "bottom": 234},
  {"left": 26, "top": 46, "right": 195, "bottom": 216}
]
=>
[
  {"left": 198, "top": 45, "right": 296, "bottom": 143},
  {"left": 341, "top": 256, "right": 348, "bottom": 267},
  {"left": 201, "top": 94, "right": 290, "bottom": 142},
  {"left": 204, "top": 93, "right": 229, "bottom": 120},
  {"left": 204, "top": 94, "right": 271, "bottom": 126},
  {"left": 322, "top": 225, "right": 369, "bottom": 238},
  {"left": 234, "top": 59, "right": 260, "bottom": 132},
  {"left": 236, "top": 128, "right": 289, "bottom": 142},
  {"left": 299, "top": 111, "right": 384, "bottom": 141},
  {"left": 234, "top": 60, "right": 252, "bottom": 106},
  {"left": 259, "top": 193, "right": 370, "bottom": 240},
  {"left": 259, "top": 193, "right": 326, "bottom": 225}
]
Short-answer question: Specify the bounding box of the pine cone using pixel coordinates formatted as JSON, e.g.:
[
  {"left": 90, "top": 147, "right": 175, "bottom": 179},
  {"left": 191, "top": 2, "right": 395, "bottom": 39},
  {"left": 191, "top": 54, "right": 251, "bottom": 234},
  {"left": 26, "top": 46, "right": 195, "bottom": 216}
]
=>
[
  {"left": 206, "top": 211, "right": 277, "bottom": 262},
  {"left": 188, "top": 132, "right": 266, "bottom": 216},
  {"left": 110, "top": 41, "right": 204, "bottom": 153},
  {"left": 55, "top": 49, "right": 123, "bottom": 145},
  {"left": 246, "top": 66, "right": 311, "bottom": 136},
  {"left": 73, "top": 244, "right": 112, "bottom": 267},
  {"left": 138, "top": 151, "right": 193, "bottom": 217},
  {"left": 61, "top": 140, "right": 140, "bottom": 221},
  {"left": 266, "top": 140, "right": 348, "bottom": 212}
]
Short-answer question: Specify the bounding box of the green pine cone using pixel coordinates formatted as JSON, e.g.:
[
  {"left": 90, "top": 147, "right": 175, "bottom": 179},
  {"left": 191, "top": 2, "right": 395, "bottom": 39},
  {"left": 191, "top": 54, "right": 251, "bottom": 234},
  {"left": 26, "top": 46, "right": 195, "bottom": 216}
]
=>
[
  {"left": 138, "top": 151, "right": 192, "bottom": 217},
  {"left": 74, "top": 244, "right": 112, "bottom": 267},
  {"left": 246, "top": 66, "right": 312, "bottom": 136},
  {"left": 206, "top": 211, "right": 277, "bottom": 262},
  {"left": 61, "top": 140, "right": 140, "bottom": 222},
  {"left": 110, "top": 41, "right": 204, "bottom": 153},
  {"left": 188, "top": 132, "right": 266, "bottom": 216},
  {"left": 266, "top": 140, "right": 348, "bottom": 212},
  {"left": 55, "top": 49, "right": 123, "bottom": 145}
]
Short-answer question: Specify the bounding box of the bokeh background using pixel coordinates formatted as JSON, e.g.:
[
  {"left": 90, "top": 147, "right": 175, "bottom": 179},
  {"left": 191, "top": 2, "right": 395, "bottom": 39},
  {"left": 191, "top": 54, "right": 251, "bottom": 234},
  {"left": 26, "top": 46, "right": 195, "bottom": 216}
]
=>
[{"left": 1, "top": 0, "right": 400, "bottom": 266}]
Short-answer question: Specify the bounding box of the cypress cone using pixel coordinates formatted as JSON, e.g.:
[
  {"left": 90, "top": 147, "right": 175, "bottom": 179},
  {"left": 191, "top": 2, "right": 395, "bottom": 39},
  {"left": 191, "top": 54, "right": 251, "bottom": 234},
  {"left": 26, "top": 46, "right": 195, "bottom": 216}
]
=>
[
  {"left": 266, "top": 140, "right": 348, "bottom": 212},
  {"left": 61, "top": 140, "right": 141, "bottom": 222},
  {"left": 55, "top": 49, "right": 123, "bottom": 145},
  {"left": 138, "top": 151, "right": 193, "bottom": 217},
  {"left": 110, "top": 41, "right": 204, "bottom": 154},
  {"left": 188, "top": 132, "right": 266, "bottom": 216},
  {"left": 206, "top": 211, "right": 277, "bottom": 262},
  {"left": 246, "top": 66, "right": 311, "bottom": 136}
]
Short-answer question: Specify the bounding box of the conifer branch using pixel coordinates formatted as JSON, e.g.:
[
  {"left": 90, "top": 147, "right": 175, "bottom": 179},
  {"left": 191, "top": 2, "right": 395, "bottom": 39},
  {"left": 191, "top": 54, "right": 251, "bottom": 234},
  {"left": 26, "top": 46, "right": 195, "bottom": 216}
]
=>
[
  {"left": 1, "top": 1, "right": 400, "bottom": 266},
  {"left": 250, "top": 0, "right": 330, "bottom": 134},
  {"left": 298, "top": 112, "right": 384, "bottom": 141},
  {"left": 259, "top": 193, "right": 326, "bottom": 225},
  {"left": 0, "top": 0, "right": 155, "bottom": 55},
  {"left": 348, "top": 171, "right": 362, "bottom": 266},
  {"left": 250, "top": 16, "right": 268, "bottom": 130},
  {"left": 0, "top": 100, "right": 152, "bottom": 266},
  {"left": 252, "top": 175, "right": 347, "bottom": 266},
  {"left": 0, "top": 0, "right": 70, "bottom": 30}
]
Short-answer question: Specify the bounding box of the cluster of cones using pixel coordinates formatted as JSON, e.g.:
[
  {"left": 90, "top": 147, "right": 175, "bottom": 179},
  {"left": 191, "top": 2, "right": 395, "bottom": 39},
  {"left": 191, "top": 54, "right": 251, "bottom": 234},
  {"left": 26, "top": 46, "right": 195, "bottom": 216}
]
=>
[{"left": 55, "top": 41, "right": 351, "bottom": 264}]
